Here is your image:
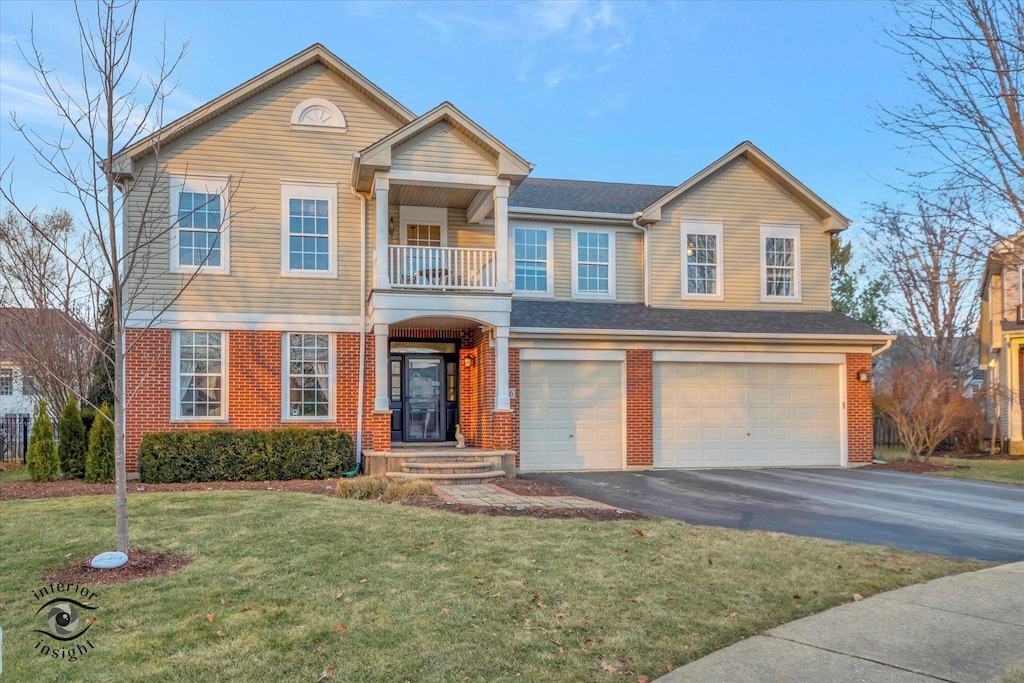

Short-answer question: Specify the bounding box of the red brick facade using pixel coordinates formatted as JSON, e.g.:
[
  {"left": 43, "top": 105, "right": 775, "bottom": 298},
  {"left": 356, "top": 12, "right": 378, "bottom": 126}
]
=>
[
  {"left": 125, "top": 328, "right": 876, "bottom": 472},
  {"left": 845, "top": 352, "right": 874, "bottom": 464}
]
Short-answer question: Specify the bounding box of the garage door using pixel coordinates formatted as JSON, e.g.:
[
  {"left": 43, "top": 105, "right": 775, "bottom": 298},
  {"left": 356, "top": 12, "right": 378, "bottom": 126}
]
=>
[
  {"left": 655, "top": 362, "right": 842, "bottom": 468},
  {"left": 519, "top": 359, "right": 624, "bottom": 471}
]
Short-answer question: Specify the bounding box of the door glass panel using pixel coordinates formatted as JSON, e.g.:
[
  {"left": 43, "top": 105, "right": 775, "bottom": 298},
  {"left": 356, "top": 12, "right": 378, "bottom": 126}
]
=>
[
  {"left": 407, "top": 357, "right": 442, "bottom": 440},
  {"left": 446, "top": 362, "right": 456, "bottom": 402},
  {"left": 390, "top": 360, "right": 402, "bottom": 401},
  {"left": 390, "top": 341, "right": 456, "bottom": 354}
]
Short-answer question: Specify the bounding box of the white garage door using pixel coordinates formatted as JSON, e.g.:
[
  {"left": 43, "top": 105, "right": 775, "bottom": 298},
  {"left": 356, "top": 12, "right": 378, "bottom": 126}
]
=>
[
  {"left": 655, "top": 362, "right": 842, "bottom": 468},
  {"left": 519, "top": 359, "right": 624, "bottom": 471}
]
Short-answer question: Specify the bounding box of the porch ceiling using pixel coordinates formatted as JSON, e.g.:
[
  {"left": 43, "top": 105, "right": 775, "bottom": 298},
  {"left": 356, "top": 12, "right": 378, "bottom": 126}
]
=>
[
  {"left": 390, "top": 184, "right": 481, "bottom": 209},
  {"left": 391, "top": 316, "right": 486, "bottom": 332}
]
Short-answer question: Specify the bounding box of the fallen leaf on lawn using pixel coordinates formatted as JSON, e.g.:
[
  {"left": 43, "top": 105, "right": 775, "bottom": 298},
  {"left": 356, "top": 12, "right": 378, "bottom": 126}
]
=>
[
  {"left": 312, "top": 645, "right": 323, "bottom": 654},
  {"left": 241, "top": 607, "right": 252, "bottom": 613},
  {"left": 917, "top": 579, "right": 928, "bottom": 584},
  {"left": 865, "top": 562, "right": 879, "bottom": 569},
  {"left": 113, "top": 626, "right": 123, "bottom": 633},
  {"left": 836, "top": 564, "right": 843, "bottom": 570},
  {"left": 336, "top": 623, "right": 347, "bottom": 632},
  {"left": 638, "top": 676, "right": 650, "bottom": 683},
  {"left": 792, "top": 594, "right": 801, "bottom": 600},
  {"left": 532, "top": 594, "right": 540, "bottom": 601},
  {"left": 220, "top": 598, "right": 225, "bottom": 605},
  {"left": 853, "top": 593, "right": 864, "bottom": 601},
  {"left": 600, "top": 660, "right": 619, "bottom": 673},
  {"left": 359, "top": 578, "right": 368, "bottom": 584},
  {"left": 633, "top": 529, "right": 644, "bottom": 537},
  {"left": 335, "top": 593, "right": 344, "bottom": 600},
  {"left": 629, "top": 597, "right": 640, "bottom": 604},
  {"left": 86, "top": 616, "right": 97, "bottom": 625},
  {"left": 215, "top": 630, "right": 226, "bottom": 638},
  {"left": 556, "top": 613, "right": 566, "bottom": 619},
  {"left": 550, "top": 638, "right": 562, "bottom": 646},
  {"left": 316, "top": 666, "right": 335, "bottom": 682},
  {"left": 207, "top": 614, "right": 215, "bottom": 623}
]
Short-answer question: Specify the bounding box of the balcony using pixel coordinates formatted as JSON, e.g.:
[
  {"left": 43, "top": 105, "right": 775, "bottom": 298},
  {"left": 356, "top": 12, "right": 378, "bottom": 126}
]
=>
[{"left": 387, "top": 245, "right": 496, "bottom": 291}]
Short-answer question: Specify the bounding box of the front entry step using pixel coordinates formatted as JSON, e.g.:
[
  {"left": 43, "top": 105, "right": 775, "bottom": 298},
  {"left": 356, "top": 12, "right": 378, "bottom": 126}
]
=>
[{"left": 387, "top": 461, "right": 505, "bottom": 485}]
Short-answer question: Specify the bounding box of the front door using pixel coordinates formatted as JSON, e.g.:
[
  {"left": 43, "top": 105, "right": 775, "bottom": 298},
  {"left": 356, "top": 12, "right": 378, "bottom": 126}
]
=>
[{"left": 404, "top": 355, "right": 445, "bottom": 442}]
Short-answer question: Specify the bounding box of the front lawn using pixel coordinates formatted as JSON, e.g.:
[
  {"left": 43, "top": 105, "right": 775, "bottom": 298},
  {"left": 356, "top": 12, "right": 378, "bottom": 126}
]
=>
[
  {"left": 929, "top": 456, "right": 1024, "bottom": 486},
  {"left": 0, "top": 491, "right": 985, "bottom": 681}
]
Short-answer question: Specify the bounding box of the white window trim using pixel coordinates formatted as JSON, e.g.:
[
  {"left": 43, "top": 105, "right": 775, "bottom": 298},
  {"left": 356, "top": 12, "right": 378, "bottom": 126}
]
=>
[
  {"left": 510, "top": 225, "right": 555, "bottom": 298},
  {"left": 169, "top": 175, "right": 231, "bottom": 275},
  {"left": 398, "top": 206, "right": 448, "bottom": 246},
  {"left": 171, "top": 330, "right": 229, "bottom": 422},
  {"left": 760, "top": 223, "right": 801, "bottom": 302},
  {"left": 281, "top": 183, "right": 338, "bottom": 278},
  {"left": 1017, "top": 266, "right": 1024, "bottom": 305},
  {"left": 681, "top": 220, "right": 724, "bottom": 301},
  {"left": 290, "top": 98, "right": 347, "bottom": 130},
  {"left": 281, "top": 332, "right": 337, "bottom": 422},
  {"left": 571, "top": 228, "right": 616, "bottom": 300}
]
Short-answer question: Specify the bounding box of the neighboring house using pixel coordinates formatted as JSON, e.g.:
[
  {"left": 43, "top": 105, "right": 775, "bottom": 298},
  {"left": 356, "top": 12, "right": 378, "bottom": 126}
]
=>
[
  {"left": 0, "top": 308, "right": 50, "bottom": 418},
  {"left": 979, "top": 230, "right": 1024, "bottom": 452},
  {"left": 113, "top": 44, "right": 891, "bottom": 474}
]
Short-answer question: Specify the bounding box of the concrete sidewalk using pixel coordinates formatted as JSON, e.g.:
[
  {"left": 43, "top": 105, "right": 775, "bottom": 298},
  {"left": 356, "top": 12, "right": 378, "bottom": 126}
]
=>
[{"left": 659, "top": 561, "right": 1024, "bottom": 683}]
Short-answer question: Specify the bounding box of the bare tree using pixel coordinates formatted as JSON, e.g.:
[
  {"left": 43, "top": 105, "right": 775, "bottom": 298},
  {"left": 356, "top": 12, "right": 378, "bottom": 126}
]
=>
[
  {"left": 866, "top": 192, "right": 983, "bottom": 376},
  {"left": 881, "top": 0, "right": 1024, "bottom": 234},
  {"left": 0, "top": 1, "right": 234, "bottom": 552}
]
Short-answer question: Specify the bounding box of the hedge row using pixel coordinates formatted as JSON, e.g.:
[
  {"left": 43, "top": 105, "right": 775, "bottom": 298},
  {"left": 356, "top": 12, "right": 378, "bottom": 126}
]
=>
[{"left": 137, "top": 428, "right": 355, "bottom": 483}]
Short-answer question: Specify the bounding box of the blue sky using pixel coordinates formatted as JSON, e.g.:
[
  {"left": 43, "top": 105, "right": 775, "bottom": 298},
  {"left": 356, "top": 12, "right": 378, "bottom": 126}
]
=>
[{"left": 0, "top": 1, "right": 918, "bottom": 236}]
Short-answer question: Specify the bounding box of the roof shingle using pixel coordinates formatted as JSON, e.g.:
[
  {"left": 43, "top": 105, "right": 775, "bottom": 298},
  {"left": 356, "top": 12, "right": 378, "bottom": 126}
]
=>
[{"left": 509, "top": 178, "right": 674, "bottom": 215}]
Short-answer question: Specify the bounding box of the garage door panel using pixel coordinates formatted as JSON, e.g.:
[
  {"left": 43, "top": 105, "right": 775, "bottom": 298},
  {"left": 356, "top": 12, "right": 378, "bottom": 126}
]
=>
[
  {"left": 520, "top": 359, "right": 623, "bottom": 472},
  {"left": 655, "top": 362, "right": 842, "bottom": 469}
]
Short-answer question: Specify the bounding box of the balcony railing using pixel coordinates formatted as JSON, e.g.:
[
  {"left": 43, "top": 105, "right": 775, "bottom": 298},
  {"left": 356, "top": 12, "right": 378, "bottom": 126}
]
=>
[{"left": 388, "top": 245, "right": 496, "bottom": 291}]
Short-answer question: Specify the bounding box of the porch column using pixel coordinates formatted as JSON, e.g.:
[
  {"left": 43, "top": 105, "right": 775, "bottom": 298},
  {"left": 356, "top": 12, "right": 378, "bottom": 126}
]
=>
[
  {"left": 374, "top": 323, "right": 390, "bottom": 412},
  {"left": 494, "top": 326, "right": 510, "bottom": 411},
  {"left": 493, "top": 184, "right": 510, "bottom": 294},
  {"left": 374, "top": 177, "right": 390, "bottom": 291}
]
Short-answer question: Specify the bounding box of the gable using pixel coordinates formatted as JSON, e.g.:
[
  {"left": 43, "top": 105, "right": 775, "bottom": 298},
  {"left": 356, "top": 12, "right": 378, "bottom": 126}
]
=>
[{"left": 391, "top": 122, "right": 497, "bottom": 176}]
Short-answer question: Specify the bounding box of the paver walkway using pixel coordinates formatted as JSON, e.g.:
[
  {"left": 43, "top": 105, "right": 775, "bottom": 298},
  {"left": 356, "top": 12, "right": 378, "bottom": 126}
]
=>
[
  {"left": 434, "top": 483, "right": 621, "bottom": 509},
  {"left": 657, "top": 561, "right": 1024, "bottom": 683}
]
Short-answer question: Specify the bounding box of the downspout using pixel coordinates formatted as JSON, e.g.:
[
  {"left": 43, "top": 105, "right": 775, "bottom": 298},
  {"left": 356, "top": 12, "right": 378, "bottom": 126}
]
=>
[
  {"left": 343, "top": 179, "right": 368, "bottom": 477},
  {"left": 632, "top": 212, "right": 651, "bottom": 306}
]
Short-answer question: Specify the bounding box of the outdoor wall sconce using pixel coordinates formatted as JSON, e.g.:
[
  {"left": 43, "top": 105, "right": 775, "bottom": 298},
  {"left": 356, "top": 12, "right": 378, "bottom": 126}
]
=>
[
  {"left": 463, "top": 354, "right": 475, "bottom": 369},
  {"left": 857, "top": 371, "right": 872, "bottom": 382}
]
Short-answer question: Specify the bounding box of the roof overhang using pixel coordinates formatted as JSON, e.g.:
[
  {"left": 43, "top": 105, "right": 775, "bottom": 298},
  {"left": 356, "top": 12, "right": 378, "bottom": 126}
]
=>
[
  {"left": 110, "top": 44, "right": 415, "bottom": 180},
  {"left": 637, "top": 141, "right": 851, "bottom": 232},
  {"left": 352, "top": 101, "right": 533, "bottom": 194}
]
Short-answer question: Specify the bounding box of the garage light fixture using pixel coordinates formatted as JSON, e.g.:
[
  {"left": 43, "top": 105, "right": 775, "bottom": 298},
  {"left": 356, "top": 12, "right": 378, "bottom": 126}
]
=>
[{"left": 857, "top": 371, "right": 872, "bottom": 382}]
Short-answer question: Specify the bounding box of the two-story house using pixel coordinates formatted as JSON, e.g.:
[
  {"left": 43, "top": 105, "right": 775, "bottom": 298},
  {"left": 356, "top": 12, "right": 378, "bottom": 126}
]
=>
[
  {"left": 979, "top": 230, "right": 1024, "bottom": 453},
  {"left": 113, "top": 45, "right": 889, "bottom": 475}
]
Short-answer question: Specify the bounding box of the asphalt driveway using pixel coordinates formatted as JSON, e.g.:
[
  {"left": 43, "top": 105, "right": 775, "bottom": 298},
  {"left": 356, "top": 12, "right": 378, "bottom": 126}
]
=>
[{"left": 525, "top": 468, "right": 1024, "bottom": 562}]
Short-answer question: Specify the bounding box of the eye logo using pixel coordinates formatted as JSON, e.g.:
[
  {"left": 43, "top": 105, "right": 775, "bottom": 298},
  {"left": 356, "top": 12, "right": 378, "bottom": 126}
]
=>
[{"left": 34, "top": 598, "right": 97, "bottom": 642}]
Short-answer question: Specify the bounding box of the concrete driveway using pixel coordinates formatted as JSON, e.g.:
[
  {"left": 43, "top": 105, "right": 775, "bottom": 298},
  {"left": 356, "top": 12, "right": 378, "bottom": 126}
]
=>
[{"left": 525, "top": 468, "right": 1024, "bottom": 562}]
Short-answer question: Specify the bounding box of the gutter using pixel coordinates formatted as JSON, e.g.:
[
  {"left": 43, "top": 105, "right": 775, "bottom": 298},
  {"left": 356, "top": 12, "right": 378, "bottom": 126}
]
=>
[
  {"left": 346, "top": 181, "right": 368, "bottom": 477},
  {"left": 632, "top": 212, "right": 651, "bottom": 307},
  {"left": 871, "top": 338, "right": 893, "bottom": 357}
]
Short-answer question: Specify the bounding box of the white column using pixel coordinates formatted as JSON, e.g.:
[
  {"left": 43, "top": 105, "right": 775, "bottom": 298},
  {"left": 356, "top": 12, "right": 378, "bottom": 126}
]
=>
[
  {"left": 494, "top": 326, "right": 510, "bottom": 411},
  {"left": 374, "top": 177, "right": 390, "bottom": 290},
  {"left": 374, "top": 323, "right": 390, "bottom": 412},
  {"left": 493, "top": 184, "right": 510, "bottom": 293}
]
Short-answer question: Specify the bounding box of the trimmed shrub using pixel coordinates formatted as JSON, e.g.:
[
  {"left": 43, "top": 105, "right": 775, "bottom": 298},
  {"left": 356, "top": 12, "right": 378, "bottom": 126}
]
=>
[
  {"left": 26, "top": 399, "right": 60, "bottom": 482},
  {"left": 58, "top": 394, "right": 87, "bottom": 479},
  {"left": 85, "top": 404, "right": 115, "bottom": 483},
  {"left": 137, "top": 428, "right": 355, "bottom": 483}
]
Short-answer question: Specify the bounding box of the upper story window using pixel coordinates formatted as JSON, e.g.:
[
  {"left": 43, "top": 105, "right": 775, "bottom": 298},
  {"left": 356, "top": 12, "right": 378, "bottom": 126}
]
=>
[
  {"left": 290, "top": 98, "right": 347, "bottom": 131},
  {"left": 170, "top": 175, "right": 230, "bottom": 274},
  {"left": 281, "top": 183, "right": 337, "bottom": 277},
  {"left": 283, "top": 333, "right": 334, "bottom": 420},
  {"left": 399, "top": 207, "right": 448, "bottom": 247},
  {"left": 572, "top": 229, "right": 616, "bottom": 299},
  {"left": 761, "top": 224, "right": 801, "bottom": 301},
  {"left": 513, "top": 226, "right": 553, "bottom": 296},
  {"left": 172, "top": 331, "right": 227, "bottom": 421},
  {"left": 682, "top": 220, "right": 724, "bottom": 299},
  {"left": 0, "top": 368, "right": 13, "bottom": 395}
]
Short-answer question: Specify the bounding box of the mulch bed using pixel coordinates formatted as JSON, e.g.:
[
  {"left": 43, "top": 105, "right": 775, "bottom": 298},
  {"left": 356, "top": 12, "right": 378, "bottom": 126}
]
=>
[
  {"left": 867, "top": 461, "right": 965, "bottom": 474},
  {"left": 1, "top": 478, "right": 340, "bottom": 502},
  {"left": 490, "top": 476, "right": 574, "bottom": 497},
  {"left": 43, "top": 548, "right": 194, "bottom": 586},
  {"left": 400, "top": 495, "right": 645, "bottom": 521}
]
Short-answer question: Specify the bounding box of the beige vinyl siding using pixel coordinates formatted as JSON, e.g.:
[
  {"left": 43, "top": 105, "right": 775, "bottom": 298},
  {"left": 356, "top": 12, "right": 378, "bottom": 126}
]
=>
[
  {"left": 650, "top": 158, "right": 831, "bottom": 310},
  {"left": 391, "top": 124, "right": 497, "bottom": 176},
  {"left": 124, "top": 64, "right": 399, "bottom": 317},
  {"left": 528, "top": 224, "right": 642, "bottom": 302}
]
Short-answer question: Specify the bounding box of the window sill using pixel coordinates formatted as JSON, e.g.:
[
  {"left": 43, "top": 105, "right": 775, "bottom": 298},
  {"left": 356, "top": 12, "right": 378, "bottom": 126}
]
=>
[{"left": 280, "top": 270, "right": 338, "bottom": 279}]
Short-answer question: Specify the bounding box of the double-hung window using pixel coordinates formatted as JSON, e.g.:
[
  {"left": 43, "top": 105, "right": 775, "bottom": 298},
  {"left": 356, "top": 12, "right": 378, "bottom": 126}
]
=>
[
  {"left": 512, "top": 226, "right": 553, "bottom": 296},
  {"left": 172, "top": 331, "right": 227, "bottom": 420},
  {"left": 283, "top": 333, "right": 334, "bottom": 420},
  {"left": 281, "top": 184, "right": 337, "bottom": 277},
  {"left": 682, "top": 220, "right": 723, "bottom": 299},
  {"left": 170, "top": 176, "right": 230, "bottom": 273},
  {"left": 572, "top": 229, "right": 615, "bottom": 299},
  {"left": 0, "top": 368, "right": 12, "bottom": 395},
  {"left": 760, "top": 224, "right": 801, "bottom": 301}
]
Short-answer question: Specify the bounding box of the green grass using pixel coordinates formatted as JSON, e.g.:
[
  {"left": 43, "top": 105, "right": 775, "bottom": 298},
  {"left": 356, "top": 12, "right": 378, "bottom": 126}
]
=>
[
  {"left": 0, "top": 466, "right": 31, "bottom": 482},
  {"left": 0, "top": 491, "right": 985, "bottom": 682},
  {"left": 929, "top": 457, "right": 1024, "bottom": 486}
]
